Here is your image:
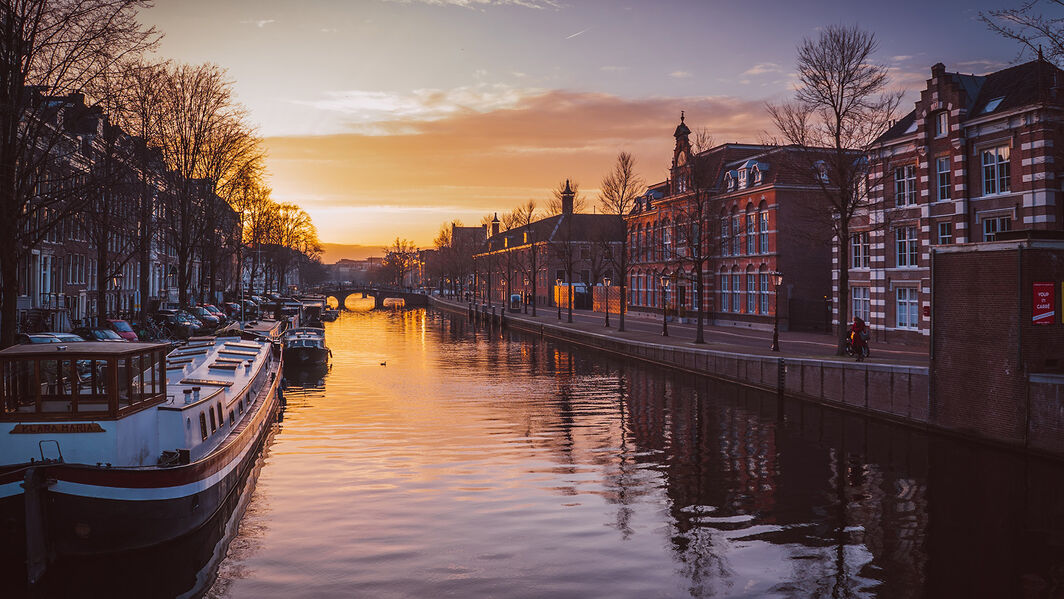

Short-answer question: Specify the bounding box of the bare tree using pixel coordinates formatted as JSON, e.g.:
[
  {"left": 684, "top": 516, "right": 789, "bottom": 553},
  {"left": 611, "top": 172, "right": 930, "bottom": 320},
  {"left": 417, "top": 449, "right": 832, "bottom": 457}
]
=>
[
  {"left": 111, "top": 58, "right": 168, "bottom": 319},
  {"left": 546, "top": 179, "right": 587, "bottom": 215},
  {"left": 981, "top": 1, "right": 1064, "bottom": 64},
  {"left": 598, "top": 151, "right": 644, "bottom": 332},
  {"left": 0, "top": 0, "right": 158, "bottom": 346},
  {"left": 154, "top": 62, "right": 260, "bottom": 306},
  {"left": 382, "top": 237, "right": 417, "bottom": 288},
  {"left": 767, "top": 24, "right": 901, "bottom": 350},
  {"left": 511, "top": 199, "right": 540, "bottom": 315}
]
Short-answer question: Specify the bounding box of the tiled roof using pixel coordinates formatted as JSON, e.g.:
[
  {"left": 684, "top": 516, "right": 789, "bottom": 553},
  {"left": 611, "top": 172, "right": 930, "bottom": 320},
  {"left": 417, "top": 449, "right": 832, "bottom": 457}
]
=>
[{"left": 877, "top": 58, "right": 1064, "bottom": 144}]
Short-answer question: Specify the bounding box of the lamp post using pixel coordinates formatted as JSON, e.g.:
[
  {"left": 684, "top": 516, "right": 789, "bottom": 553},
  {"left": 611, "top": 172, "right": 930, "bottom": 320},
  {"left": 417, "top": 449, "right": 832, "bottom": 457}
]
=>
[
  {"left": 523, "top": 276, "right": 529, "bottom": 314},
  {"left": 603, "top": 276, "right": 611, "bottom": 328},
  {"left": 660, "top": 275, "right": 669, "bottom": 337},
  {"left": 556, "top": 278, "right": 563, "bottom": 320},
  {"left": 771, "top": 271, "right": 783, "bottom": 352}
]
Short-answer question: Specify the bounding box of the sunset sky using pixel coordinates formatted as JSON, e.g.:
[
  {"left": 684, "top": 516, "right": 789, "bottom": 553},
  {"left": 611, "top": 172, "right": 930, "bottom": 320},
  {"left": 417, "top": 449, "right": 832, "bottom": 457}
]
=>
[{"left": 143, "top": 0, "right": 1024, "bottom": 254}]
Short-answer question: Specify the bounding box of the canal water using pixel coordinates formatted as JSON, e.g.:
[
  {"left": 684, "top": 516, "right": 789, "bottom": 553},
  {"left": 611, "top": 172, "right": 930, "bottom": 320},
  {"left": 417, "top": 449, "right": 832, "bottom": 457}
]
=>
[{"left": 17, "top": 303, "right": 1064, "bottom": 597}]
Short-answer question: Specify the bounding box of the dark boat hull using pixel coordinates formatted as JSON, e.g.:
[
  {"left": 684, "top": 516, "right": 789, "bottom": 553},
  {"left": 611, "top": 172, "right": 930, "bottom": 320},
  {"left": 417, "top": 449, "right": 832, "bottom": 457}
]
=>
[
  {"left": 283, "top": 346, "right": 329, "bottom": 366},
  {"left": 0, "top": 357, "right": 282, "bottom": 563}
]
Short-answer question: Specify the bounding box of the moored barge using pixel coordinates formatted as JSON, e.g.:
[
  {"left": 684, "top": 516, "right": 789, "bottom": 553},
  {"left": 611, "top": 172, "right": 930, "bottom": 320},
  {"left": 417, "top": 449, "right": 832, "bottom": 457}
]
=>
[{"left": 0, "top": 336, "right": 282, "bottom": 583}]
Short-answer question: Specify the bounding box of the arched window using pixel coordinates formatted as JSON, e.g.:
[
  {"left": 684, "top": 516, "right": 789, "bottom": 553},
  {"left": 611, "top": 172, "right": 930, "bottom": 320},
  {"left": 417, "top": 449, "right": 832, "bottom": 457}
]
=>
[
  {"left": 746, "top": 265, "right": 757, "bottom": 313},
  {"left": 746, "top": 205, "right": 756, "bottom": 255},
  {"left": 731, "top": 266, "right": 740, "bottom": 313},
  {"left": 758, "top": 265, "right": 770, "bottom": 315},
  {"left": 731, "top": 209, "right": 741, "bottom": 256},
  {"left": 720, "top": 268, "right": 729, "bottom": 312},
  {"left": 758, "top": 201, "right": 769, "bottom": 254},
  {"left": 720, "top": 211, "right": 730, "bottom": 257}
]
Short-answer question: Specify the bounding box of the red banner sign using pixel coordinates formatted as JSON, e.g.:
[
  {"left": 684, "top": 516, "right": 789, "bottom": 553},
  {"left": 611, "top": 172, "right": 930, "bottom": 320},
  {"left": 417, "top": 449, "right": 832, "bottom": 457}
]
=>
[{"left": 1033, "top": 282, "right": 1055, "bottom": 325}]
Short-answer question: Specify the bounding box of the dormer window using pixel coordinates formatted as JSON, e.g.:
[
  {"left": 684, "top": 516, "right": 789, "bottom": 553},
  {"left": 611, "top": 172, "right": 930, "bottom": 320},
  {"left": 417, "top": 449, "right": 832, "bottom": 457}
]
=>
[
  {"left": 752, "top": 166, "right": 761, "bottom": 185},
  {"left": 814, "top": 160, "right": 829, "bottom": 184},
  {"left": 982, "top": 96, "right": 1004, "bottom": 114},
  {"left": 738, "top": 169, "right": 747, "bottom": 188},
  {"left": 934, "top": 111, "right": 948, "bottom": 138},
  {"left": 724, "top": 172, "right": 735, "bottom": 191}
]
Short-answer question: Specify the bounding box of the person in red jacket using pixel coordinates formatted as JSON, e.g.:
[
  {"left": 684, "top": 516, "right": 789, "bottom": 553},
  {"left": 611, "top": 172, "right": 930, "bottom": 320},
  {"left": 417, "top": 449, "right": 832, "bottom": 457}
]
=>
[{"left": 849, "top": 317, "right": 869, "bottom": 361}]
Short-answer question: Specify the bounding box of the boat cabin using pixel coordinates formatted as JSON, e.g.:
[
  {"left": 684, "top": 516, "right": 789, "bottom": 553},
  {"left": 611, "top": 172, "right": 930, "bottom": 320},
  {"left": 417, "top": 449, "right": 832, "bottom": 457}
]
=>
[{"left": 0, "top": 342, "right": 168, "bottom": 421}]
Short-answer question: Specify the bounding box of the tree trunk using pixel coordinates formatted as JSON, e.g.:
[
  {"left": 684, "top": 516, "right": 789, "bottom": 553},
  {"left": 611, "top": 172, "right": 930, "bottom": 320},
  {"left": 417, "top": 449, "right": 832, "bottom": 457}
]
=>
[{"left": 0, "top": 241, "right": 19, "bottom": 348}]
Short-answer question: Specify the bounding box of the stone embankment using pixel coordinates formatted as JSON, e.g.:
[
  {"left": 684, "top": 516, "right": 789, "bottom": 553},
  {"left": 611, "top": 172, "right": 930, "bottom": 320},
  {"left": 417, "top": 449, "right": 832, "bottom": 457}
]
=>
[{"left": 432, "top": 297, "right": 930, "bottom": 431}]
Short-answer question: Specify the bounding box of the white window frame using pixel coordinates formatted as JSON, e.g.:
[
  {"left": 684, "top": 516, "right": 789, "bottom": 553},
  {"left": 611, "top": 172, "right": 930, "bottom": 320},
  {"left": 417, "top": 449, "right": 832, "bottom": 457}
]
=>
[
  {"left": 759, "top": 273, "right": 770, "bottom": 314},
  {"left": 983, "top": 216, "right": 1011, "bottom": 241},
  {"left": 746, "top": 273, "right": 756, "bottom": 313},
  {"left": 896, "top": 226, "right": 918, "bottom": 268},
  {"left": 936, "top": 156, "right": 951, "bottom": 201},
  {"left": 720, "top": 274, "right": 729, "bottom": 312},
  {"left": 852, "top": 286, "right": 870, "bottom": 322},
  {"left": 935, "top": 111, "right": 948, "bottom": 138},
  {"left": 896, "top": 287, "right": 919, "bottom": 330},
  {"left": 851, "top": 232, "right": 870, "bottom": 269},
  {"left": 937, "top": 221, "right": 953, "bottom": 245},
  {"left": 981, "top": 145, "right": 1011, "bottom": 196},
  {"left": 894, "top": 165, "right": 916, "bottom": 206}
]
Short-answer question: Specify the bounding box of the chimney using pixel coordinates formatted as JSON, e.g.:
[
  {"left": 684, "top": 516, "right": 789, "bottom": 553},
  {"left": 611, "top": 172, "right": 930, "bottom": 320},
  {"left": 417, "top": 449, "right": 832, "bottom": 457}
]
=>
[
  {"left": 562, "top": 179, "right": 574, "bottom": 215},
  {"left": 931, "top": 62, "right": 946, "bottom": 79},
  {"left": 491, "top": 213, "right": 500, "bottom": 236}
]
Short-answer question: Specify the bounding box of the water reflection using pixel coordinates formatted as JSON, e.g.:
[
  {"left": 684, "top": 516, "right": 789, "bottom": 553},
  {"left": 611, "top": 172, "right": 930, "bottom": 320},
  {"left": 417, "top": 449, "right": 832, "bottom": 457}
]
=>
[{"left": 11, "top": 306, "right": 1064, "bottom": 598}]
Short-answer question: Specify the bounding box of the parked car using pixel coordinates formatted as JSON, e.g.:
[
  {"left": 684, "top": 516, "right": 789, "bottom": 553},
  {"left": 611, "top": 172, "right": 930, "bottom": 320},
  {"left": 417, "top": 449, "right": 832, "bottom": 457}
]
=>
[
  {"left": 72, "top": 327, "right": 127, "bottom": 342},
  {"left": 202, "top": 304, "right": 228, "bottom": 326},
  {"left": 46, "top": 332, "right": 88, "bottom": 343},
  {"left": 15, "top": 333, "right": 63, "bottom": 344},
  {"left": 106, "top": 319, "right": 140, "bottom": 342},
  {"left": 190, "top": 306, "right": 220, "bottom": 330},
  {"left": 154, "top": 309, "right": 200, "bottom": 339}
]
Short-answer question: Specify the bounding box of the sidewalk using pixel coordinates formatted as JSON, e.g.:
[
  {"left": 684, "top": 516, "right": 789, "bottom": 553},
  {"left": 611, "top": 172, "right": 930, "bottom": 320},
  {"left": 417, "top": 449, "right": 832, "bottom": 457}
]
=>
[{"left": 439, "top": 297, "right": 929, "bottom": 368}]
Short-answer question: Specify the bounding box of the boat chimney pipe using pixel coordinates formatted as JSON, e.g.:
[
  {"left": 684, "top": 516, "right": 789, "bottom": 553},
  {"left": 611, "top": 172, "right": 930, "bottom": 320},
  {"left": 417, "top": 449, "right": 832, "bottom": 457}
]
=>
[
  {"left": 192, "top": 387, "right": 201, "bottom": 402},
  {"left": 183, "top": 389, "right": 193, "bottom": 404}
]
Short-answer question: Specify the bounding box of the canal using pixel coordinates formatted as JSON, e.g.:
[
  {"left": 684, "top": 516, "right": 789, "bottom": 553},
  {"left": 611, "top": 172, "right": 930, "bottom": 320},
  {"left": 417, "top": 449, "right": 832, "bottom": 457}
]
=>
[{"left": 22, "top": 303, "right": 1064, "bottom": 597}]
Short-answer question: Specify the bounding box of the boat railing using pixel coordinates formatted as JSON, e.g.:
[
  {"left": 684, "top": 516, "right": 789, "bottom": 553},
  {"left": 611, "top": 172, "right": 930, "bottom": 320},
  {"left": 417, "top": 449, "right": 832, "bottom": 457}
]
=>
[{"left": 0, "top": 347, "right": 168, "bottom": 421}]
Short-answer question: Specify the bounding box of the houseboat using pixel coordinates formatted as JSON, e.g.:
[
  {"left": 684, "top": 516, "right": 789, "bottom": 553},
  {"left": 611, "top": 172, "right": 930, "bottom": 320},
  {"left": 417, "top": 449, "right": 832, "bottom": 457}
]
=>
[
  {"left": 281, "top": 327, "right": 329, "bottom": 367},
  {"left": 0, "top": 336, "right": 282, "bottom": 583}
]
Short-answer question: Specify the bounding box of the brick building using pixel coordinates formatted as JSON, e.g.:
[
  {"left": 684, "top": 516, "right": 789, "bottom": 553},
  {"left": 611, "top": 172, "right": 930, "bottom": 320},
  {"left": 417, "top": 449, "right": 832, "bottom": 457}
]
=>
[
  {"left": 15, "top": 90, "right": 239, "bottom": 333},
  {"left": 931, "top": 232, "right": 1064, "bottom": 455},
  {"left": 626, "top": 116, "right": 832, "bottom": 331},
  {"left": 474, "top": 181, "right": 623, "bottom": 307},
  {"left": 844, "top": 57, "right": 1064, "bottom": 344}
]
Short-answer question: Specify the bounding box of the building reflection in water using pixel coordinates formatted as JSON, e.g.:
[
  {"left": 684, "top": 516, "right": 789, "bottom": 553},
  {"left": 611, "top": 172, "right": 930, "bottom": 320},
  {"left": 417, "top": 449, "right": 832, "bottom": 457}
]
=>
[{"left": 471, "top": 311, "right": 1064, "bottom": 599}]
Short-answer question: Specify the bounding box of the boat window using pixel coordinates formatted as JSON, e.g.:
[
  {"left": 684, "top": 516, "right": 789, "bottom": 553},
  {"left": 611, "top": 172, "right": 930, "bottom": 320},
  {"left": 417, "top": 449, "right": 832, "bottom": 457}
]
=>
[
  {"left": 229, "top": 410, "right": 235, "bottom": 426},
  {"left": 199, "top": 412, "right": 208, "bottom": 440},
  {"left": 209, "top": 407, "right": 216, "bottom": 432},
  {"left": 2, "top": 359, "right": 36, "bottom": 415},
  {"left": 217, "top": 404, "right": 224, "bottom": 427}
]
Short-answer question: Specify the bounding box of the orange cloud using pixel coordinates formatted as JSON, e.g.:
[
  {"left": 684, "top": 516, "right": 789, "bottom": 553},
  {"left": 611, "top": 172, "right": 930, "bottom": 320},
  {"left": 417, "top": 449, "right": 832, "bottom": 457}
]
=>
[{"left": 266, "top": 89, "right": 772, "bottom": 247}]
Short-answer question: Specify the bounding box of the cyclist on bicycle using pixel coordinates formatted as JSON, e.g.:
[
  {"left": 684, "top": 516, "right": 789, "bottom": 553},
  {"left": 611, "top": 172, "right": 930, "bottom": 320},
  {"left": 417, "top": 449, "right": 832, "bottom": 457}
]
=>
[{"left": 849, "top": 317, "right": 869, "bottom": 362}]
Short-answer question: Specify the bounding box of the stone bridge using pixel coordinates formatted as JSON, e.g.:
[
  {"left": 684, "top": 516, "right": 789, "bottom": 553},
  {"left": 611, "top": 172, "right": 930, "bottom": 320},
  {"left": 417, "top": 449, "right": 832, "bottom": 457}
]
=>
[{"left": 318, "top": 286, "right": 430, "bottom": 310}]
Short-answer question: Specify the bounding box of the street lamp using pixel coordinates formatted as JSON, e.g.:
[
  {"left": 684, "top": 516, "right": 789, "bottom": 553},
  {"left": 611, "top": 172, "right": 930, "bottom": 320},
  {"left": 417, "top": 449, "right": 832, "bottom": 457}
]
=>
[
  {"left": 523, "top": 276, "right": 529, "bottom": 314},
  {"left": 771, "top": 272, "right": 783, "bottom": 352},
  {"left": 556, "top": 278, "right": 563, "bottom": 320},
  {"left": 660, "top": 274, "right": 669, "bottom": 337},
  {"left": 603, "top": 276, "right": 611, "bottom": 328}
]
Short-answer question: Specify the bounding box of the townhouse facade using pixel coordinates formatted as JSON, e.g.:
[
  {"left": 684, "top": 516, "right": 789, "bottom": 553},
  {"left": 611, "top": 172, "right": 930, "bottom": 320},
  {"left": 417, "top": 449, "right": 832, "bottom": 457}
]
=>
[
  {"left": 845, "top": 58, "right": 1064, "bottom": 344},
  {"left": 626, "top": 116, "right": 832, "bottom": 332},
  {"left": 16, "top": 91, "right": 238, "bottom": 333}
]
